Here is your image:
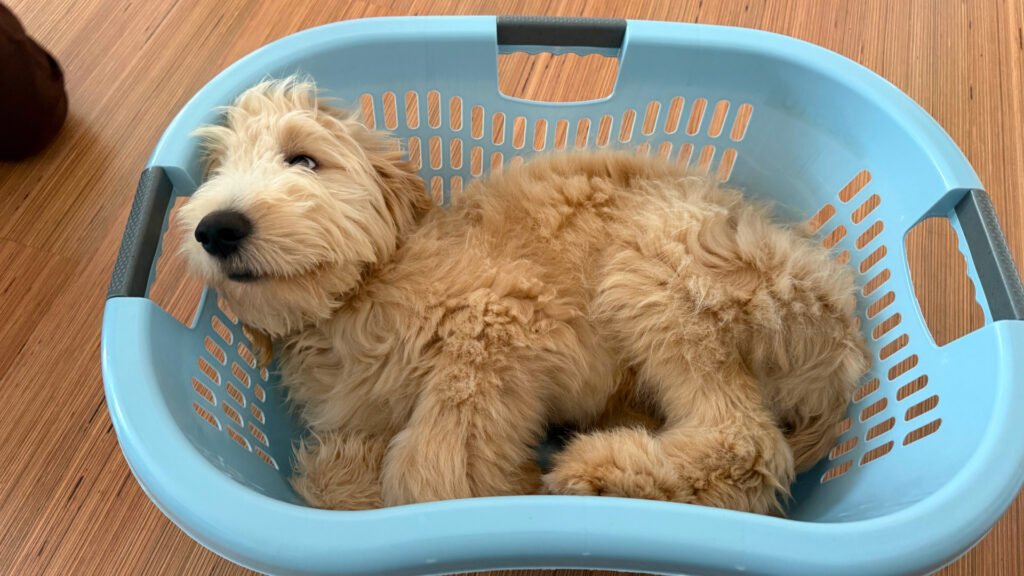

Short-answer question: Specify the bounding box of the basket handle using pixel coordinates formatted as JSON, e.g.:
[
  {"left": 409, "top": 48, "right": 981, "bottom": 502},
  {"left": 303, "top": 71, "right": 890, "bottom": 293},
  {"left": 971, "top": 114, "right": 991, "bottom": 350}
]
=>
[
  {"left": 496, "top": 16, "right": 626, "bottom": 52},
  {"left": 955, "top": 189, "right": 1024, "bottom": 321},
  {"left": 107, "top": 167, "right": 174, "bottom": 299}
]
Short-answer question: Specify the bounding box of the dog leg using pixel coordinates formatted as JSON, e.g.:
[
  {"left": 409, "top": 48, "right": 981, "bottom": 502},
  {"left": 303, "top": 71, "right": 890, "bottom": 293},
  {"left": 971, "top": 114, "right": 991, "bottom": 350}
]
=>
[
  {"left": 544, "top": 364, "right": 794, "bottom": 514},
  {"left": 380, "top": 344, "right": 551, "bottom": 505},
  {"left": 290, "top": 430, "right": 388, "bottom": 510},
  {"left": 544, "top": 224, "right": 802, "bottom": 513}
]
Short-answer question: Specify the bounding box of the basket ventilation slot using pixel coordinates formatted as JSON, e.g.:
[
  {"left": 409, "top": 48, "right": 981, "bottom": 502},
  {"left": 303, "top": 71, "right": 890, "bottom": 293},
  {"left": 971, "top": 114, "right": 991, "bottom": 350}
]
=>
[
  {"left": 814, "top": 171, "right": 940, "bottom": 485},
  {"left": 357, "top": 91, "right": 755, "bottom": 204},
  {"left": 190, "top": 301, "right": 280, "bottom": 472}
]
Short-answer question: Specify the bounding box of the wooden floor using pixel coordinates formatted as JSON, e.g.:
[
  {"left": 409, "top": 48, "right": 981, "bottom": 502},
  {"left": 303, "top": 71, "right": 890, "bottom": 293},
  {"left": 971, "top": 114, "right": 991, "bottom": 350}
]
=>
[{"left": 1, "top": 0, "right": 1022, "bottom": 574}]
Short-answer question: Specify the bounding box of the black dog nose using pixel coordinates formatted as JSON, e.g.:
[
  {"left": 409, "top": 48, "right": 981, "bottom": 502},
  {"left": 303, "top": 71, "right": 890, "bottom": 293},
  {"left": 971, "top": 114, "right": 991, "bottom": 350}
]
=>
[{"left": 195, "top": 210, "right": 252, "bottom": 259}]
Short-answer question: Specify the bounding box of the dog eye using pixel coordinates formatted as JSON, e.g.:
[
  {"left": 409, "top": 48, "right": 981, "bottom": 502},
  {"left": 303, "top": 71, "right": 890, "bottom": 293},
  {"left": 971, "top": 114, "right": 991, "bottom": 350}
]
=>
[{"left": 286, "top": 154, "right": 317, "bottom": 170}]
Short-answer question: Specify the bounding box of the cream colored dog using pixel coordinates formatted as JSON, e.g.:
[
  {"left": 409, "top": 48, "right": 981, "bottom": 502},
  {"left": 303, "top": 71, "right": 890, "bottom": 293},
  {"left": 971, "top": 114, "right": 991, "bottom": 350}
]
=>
[{"left": 180, "top": 78, "right": 868, "bottom": 514}]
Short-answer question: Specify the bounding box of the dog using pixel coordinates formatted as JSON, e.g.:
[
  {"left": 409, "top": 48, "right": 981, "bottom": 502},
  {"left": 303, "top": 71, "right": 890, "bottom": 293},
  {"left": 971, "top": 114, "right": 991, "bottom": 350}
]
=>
[{"left": 179, "top": 77, "right": 869, "bottom": 514}]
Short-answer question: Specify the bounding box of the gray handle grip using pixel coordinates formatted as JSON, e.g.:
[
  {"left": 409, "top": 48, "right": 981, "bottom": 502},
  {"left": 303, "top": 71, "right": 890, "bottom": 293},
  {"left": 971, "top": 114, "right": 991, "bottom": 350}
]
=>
[
  {"left": 496, "top": 16, "right": 626, "bottom": 49},
  {"left": 107, "top": 167, "right": 174, "bottom": 299},
  {"left": 955, "top": 189, "right": 1024, "bottom": 321}
]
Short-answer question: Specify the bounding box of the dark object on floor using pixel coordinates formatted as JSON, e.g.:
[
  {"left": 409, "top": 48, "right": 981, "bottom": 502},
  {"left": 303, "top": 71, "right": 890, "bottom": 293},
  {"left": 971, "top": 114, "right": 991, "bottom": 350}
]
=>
[{"left": 0, "top": 3, "right": 67, "bottom": 160}]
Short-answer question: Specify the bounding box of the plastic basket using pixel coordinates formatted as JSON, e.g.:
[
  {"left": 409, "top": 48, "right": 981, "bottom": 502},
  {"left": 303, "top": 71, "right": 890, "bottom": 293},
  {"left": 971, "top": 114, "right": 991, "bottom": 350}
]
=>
[{"left": 101, "top": 16, "right": 1024, "bottom": 576}]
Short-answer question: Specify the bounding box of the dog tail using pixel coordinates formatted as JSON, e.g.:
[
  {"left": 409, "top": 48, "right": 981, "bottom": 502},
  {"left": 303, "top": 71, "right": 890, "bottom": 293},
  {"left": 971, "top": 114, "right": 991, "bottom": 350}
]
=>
[
  {"left": 763, "top": 340, "right": 867, "bottom": 472},
  {"left": 685, "top": 197, "right": 870, "bottom": 473}
]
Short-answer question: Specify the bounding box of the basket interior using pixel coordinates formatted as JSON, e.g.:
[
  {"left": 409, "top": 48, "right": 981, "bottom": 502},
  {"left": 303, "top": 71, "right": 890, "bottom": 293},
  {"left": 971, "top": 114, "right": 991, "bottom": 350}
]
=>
[{"left": 150, "top": 27, "right": 993, "bottom": 523}]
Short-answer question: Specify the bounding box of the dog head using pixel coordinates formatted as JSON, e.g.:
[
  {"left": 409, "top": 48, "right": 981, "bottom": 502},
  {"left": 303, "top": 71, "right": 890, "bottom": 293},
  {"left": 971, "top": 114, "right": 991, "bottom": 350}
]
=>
[{"left": 179, "top": 77, "right": 431, "bottom": 337}]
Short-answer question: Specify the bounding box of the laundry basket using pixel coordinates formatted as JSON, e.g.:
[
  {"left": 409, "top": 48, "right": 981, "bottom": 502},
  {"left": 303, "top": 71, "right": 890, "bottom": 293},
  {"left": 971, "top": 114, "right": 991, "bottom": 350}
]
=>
[{"left": 102, "top": 16, "right": 1024, "bottom": 576}]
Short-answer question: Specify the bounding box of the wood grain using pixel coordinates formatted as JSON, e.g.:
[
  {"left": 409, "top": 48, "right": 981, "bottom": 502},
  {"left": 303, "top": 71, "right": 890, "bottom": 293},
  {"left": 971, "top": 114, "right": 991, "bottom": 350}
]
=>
[{"left": 0, "top": 0, "right": 1021, "bottom": 574}]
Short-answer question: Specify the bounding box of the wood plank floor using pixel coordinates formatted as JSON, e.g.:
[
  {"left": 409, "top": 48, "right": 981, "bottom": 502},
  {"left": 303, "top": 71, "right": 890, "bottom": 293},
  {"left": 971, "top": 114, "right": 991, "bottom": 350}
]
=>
[{"left": 1, "top": 0, "right": 1022, "bottom": 574}]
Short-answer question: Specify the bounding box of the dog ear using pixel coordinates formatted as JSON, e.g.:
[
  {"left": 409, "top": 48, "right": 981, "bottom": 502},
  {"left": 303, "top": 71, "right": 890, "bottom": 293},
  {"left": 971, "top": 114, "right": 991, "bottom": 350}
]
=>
[
  {"left": 367, "top": 147, "right": 434, "bottom": 234},
  {"left": 316, "top": 101, "right": 433, "bottom": 233},
  {"left": 192, "top": 123, "right": 232, "bottom": 178}
]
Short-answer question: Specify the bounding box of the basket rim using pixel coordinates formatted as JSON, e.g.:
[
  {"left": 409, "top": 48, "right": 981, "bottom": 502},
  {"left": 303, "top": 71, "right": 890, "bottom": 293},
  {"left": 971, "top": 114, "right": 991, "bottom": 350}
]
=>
[
  {"left": 104, "top": 297, "right": 1024, "bottom": 575},
  {"left": 147, "top": 15, "right": 981, "bottom": 194}
]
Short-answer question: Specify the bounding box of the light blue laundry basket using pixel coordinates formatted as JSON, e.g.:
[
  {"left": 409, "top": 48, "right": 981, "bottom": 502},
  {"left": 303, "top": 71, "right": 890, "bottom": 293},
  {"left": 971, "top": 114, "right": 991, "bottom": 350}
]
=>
[{"left": 101, "top": 16, "right": 1024, "bottom": 576}]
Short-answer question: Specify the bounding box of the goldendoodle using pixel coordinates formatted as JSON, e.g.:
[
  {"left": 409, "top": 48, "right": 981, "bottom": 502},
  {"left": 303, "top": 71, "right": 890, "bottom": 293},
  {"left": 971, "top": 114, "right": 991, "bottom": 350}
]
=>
[{"left": 180, "top": 78, "right": 868, "bottom": 514}]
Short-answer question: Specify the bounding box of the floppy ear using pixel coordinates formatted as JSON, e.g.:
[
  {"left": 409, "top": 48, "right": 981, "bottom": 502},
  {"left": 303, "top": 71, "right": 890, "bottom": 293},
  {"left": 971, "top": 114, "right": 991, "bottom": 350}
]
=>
[
  {"left": 366, "top": 146, "right": 434, "bottom": 235},
  {"left": 192, "top": 123, "right": 233, "bottom": 178},
  {"left": 317, "top": 101, "right": 434, "bottom": 235}
]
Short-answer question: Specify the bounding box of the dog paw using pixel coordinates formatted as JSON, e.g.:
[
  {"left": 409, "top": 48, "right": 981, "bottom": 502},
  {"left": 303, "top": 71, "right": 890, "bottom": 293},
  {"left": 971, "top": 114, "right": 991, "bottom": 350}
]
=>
[
  {"left": 543, "top": 429, "right": 692, "bottom": 502},
  {"left": 290, "top": 431, "right": 387, "bottom": 510}
]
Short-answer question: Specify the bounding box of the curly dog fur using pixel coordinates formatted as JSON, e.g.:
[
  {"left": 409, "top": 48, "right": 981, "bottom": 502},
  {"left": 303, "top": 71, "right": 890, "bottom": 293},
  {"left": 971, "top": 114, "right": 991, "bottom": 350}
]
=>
[{"left": 180, "top": 78, "right": 869, "bottom": 514}]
